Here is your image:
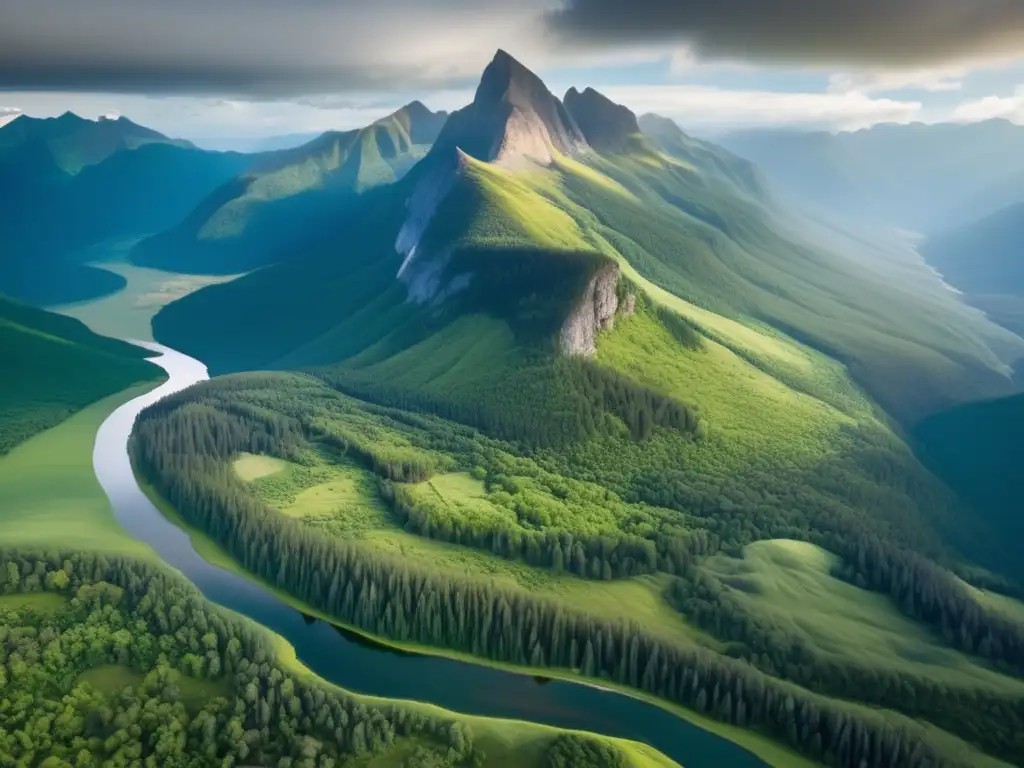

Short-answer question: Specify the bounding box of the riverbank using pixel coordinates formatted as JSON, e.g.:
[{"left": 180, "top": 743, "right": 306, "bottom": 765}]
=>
[{"left": 138, "top": 474, "right": 811, "bottom": 768}]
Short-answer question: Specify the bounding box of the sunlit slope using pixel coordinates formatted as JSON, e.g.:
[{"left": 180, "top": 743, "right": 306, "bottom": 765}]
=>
[
  {"left": 132, "top": 102, "right": 448, "bottom": 274},
  {"left": 0, "top": 294, "right": 158, "bottom": 454}
]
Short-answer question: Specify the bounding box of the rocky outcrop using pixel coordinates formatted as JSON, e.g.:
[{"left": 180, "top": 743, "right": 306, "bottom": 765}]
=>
[
  {"left": 564, "top": 87, "right": 640, "bottom": 153},
  {"left": 559, "top": 263, "right": 620, "bottom": 357}
]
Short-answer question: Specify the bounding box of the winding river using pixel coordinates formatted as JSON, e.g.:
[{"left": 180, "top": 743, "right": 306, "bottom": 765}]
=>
[{"left": 93, "top": 341, "right": 766, "bottom": 768}]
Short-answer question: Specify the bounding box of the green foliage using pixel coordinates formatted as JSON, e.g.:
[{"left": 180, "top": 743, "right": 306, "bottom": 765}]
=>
[
  {"left": 0, "top": 549, "right": 482, "bottom": 767},
  {"left": 544, "top": 734, "right": 628, "bottom": 768},
  {"left": 0, "top": 295, "right": 157, "bottom": 454},
  {"left": 132, "top": 103, "right": 447, "bottom": 274}
]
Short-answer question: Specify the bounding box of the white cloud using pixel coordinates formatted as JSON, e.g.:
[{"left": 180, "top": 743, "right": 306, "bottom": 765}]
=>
[
  {"left": 596, "top": 84, "right": 922, "bottom": 131},
  {"left": 827, "top": 67, "right": 966, "bottom": 94},
  {"left": 952, "top": 86, "right": 1024, "bottom": 122}
]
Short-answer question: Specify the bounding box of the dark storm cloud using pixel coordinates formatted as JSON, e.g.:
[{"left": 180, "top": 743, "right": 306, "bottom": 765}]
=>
[
  {"left": 0, "top": 0, "right": 548, "bottom": 96},
  {"left": 549, "top": 0, "right": 1024, "bottom": 66}
]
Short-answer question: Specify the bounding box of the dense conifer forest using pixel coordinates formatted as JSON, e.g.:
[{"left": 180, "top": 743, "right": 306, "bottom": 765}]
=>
[{"left": 131, "top": 371, "right": 1024, "bottom": 767}]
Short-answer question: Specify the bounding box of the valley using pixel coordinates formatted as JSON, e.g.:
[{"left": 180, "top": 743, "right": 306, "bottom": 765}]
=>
[{"left": 2, "top": 43, "right": 1024, "bottom": 768}]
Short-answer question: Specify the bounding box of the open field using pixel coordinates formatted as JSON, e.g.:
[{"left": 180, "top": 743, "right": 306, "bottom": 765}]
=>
[
  {"left": 0, "top": 385, "right": 156, "bottom": 557},
  {"left": 78, "top": 664, "right": 230, "bottom": 714},
  {"left": 0, "top": 592, "right": 68, "bottom": 614},
  {"left": 702, "top": 540, "right": 1024, "bottom": 694},
  {"left": 54, "top": 261, "right": 241, "bottom": 341},
  {"left": 233, "top": 451, "right": 289, "bottom": 482}
]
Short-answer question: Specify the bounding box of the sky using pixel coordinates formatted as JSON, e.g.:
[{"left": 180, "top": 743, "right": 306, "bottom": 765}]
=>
[{"left": 3, "top": 0, "right": 1024, "bottom": 143}]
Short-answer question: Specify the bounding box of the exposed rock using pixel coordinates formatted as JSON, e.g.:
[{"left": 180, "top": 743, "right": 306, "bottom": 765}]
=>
[
  {"left": 559, "top": 263, "right": 620, "bottom": 357},
  {"left": 426, "top": 49, "right": 588, "bottom": 168},
  {"left": 564, "top": 87, "right": 640, "bottom": 153},
  {"left": 619, "top": 292, "right": 637, "bottom": 317}
]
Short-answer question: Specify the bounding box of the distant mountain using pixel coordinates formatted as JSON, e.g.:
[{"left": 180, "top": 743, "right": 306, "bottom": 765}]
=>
[
  {"left": 718, "top": 120, "right": 1024, "bottom": 231},
  {"left": 0, "top": 293, "right": 157, "bottom": 454},
  {"left": 921, "top": 202, "right": 1024, "bottom": 335},
  {"left": 131, "top": 101, "right": 449, "bottom": 274},
  {"left": 0, "top": 113, "right": 255, "bottom": 303},
  {"left": 153, "top": 50, "right": 1022, "bottom": 429},
  {"left": 190, "top": 132, "right": 324, "bottom": 153},
  {"left": 0, "top": 112, "right": 190, "bottom": 174}
]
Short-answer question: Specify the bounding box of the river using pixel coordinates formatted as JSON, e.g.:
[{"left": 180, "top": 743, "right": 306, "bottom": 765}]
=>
[{"left": 93, "top": 341, "right": 766, "bottom": 768}]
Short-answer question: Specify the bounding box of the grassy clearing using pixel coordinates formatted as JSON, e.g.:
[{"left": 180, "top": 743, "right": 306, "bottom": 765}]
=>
[
  {"left": 0, "top": 385, "right": 156, "bottom": 557},
  {"left": 77, "top": 664, "right": 230, "bottom": 713},
  {"left": 702, "top": 540, "right": 1024, "bottom": 694},
  {"left": 53, "top": 261, "right": 241, "bottom": 341},
  {"left": 0, "top": 592, "right": 68, "bottom": 614},
  {"left": 959, "top": 580, "right": 1024, "bottom": 626},
  {"left": 233, "top": 451, "right": 289, "bottom": 482}
]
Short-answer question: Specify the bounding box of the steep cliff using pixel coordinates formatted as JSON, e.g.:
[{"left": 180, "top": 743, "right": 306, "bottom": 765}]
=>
[{"left": 559, "top": 262, "right": 621, "bottom": 357}]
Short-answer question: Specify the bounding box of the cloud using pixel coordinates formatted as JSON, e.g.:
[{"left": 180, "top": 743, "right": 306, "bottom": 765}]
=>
[
  {"left": 953, "top": 86, "right": 1024, "bottom": 122},
  {"left": 828, "top": 69, "right": 966, "bottom": 95},
  {"left": 550, "top": 0, "right": 1024, "bottom": 67},
  {"left": 0, "top": 0, "right": 554, "bottom": 96},
  {"left": 595, "top": 84, "right": 922, "bottom": 132}
]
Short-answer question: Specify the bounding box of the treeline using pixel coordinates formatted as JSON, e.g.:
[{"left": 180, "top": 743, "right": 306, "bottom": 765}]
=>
[
  {"left": 321, "top": 351, "right": 702, "bottom": 449},
  {"left": 668, "top": 570, "right": 1024, "bottom": 761},
  {"left": 0, "top": 548, "right": 477, "bottom": 767},
  {"left": 133, "top": 409, "right": 957, "bottom": 768},
  {"left": 384, "top": 480, "right": 715, "bottom": 578}
]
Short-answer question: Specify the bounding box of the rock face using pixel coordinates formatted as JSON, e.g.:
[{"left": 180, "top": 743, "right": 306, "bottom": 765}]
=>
[
  {"left": 426, "top": 49, "right": 588, "bottom": 167},
  {"left": 564, "top": 87, "right": 640, "bottom": 153},
  {"left": 559, "top": 263, "right": 621, "bottom": 357},
  {"left": 396, "top": 50, "right": 590, "bottom": 293}
]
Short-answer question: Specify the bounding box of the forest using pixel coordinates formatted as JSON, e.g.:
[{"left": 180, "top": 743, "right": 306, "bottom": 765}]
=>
[
  {"left": 129, "top": 371, "right": 1024, "bottom": 767},
  {"left": 0, "top": 546, "right": 653, "bottom": 767}
]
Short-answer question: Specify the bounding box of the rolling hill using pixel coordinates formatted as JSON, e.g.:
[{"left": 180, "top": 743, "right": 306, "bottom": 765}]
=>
[
  {"left": 718, "top": 120, "right": 1024, "bottom": 231},
  {"left": 0, "top": 112, "right": 255, "bottom": 304},
  {"left": 921, "top": 202, "right": 1024, "bottom": 336},
  {"left": 0, "top": 293, "right": 158, "bottom": 454},
  {"left": 130, "top": 101, "right": 449, "bottom": 274}
]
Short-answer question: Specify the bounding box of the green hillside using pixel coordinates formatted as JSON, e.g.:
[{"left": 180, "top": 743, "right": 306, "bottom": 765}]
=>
[
  {"left": 136, "top": 51, "right": 1024, "bottom": 767},
  {"left": 131, "top": 102, "right": 448, "bottom": 274},
  {"left": 914, "top": 392, "right": 1024, "bottom": 580},
  {"left": 0, "top": 112, "right": 254, "bottom": 304},
  {"left": 0, "top": 112, "right": 190, "bottom": 174},
  {"left": 0, "top": 293, "right": 158, "bottom": 454}
]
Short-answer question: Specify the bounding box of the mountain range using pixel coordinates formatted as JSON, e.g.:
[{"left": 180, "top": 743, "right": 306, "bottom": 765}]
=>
[
  {"left": 145, "top": 51, "right": 1022, "bottom": 431},
  {"left": 719, "top": 120, "right": 1024, "bottom": 232},
  {"left": 0, "top": 112, "right": 254, "bottom": 303},
  {"left": 130, "top": 101, "right": 448, "bottom": 274}
]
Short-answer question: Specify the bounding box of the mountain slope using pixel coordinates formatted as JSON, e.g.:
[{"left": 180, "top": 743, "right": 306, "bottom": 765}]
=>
[
  {"left": 155, "top": 53, "right": 1023, "bottom": 427},
  {"left": 0, "top": 112, "right": 190, "bottom": 174},
  {"left": 719, "top": 120, "right": 1024, "bottom": 230},
  {"left": 0, "top": 113, "right": 254, "bottom": 304},
  {"left": 131, "top": 102, "right": 448, "bottom": 274},
  {"left": 0, "top": 294, "right": 157, "bottom": 453},
  {"left": 920, "top": 202, "right": 1024, "bottom": 336}
]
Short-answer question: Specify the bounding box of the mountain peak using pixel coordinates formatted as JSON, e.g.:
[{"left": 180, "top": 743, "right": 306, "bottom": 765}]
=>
[
  {"left": 429, "top": 49, "right": 586, "bottom": 166},
  {"left": 564, "top": 87, "right": 640, "bottom": 152},
  {"left": 637, "top": 113, "right": 685, "bottom": 140}
]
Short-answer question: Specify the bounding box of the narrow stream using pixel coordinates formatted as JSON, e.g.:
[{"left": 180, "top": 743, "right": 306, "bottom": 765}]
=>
[{"left": 93, "top": 341, "right": 766, "bottom": 768}]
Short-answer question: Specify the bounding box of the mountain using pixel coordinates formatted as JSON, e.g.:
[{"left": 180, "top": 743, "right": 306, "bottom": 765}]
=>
[
  {"left": 154, "top": 51, "right": 1022, "bottom": 428},
  {"left": 919, "top": 202, "right": 1024, "bottom": 336},
  {"left": 718, "top": 120, "right": 1024, "bottom": 230},
  {"left": 0, "top": 112, "right": 191, "bottom": 174},
  {"left": 0, "top": 112, "right": 255, "bottom": 304},
  {"left": 137, "top": 51, "right": 1024, "bottom": 767},
  {"left": 0, "top": 293, "right": 157, "bottom": 454},
  {"left": 130, "top": 102, "right": 449, "bottom": 274},
  {"left": 915, "top": 391, "right": 1024, "bottom": 569},
  {"left": 638, "top": 113, "right": 766, "bottom": 200}
]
